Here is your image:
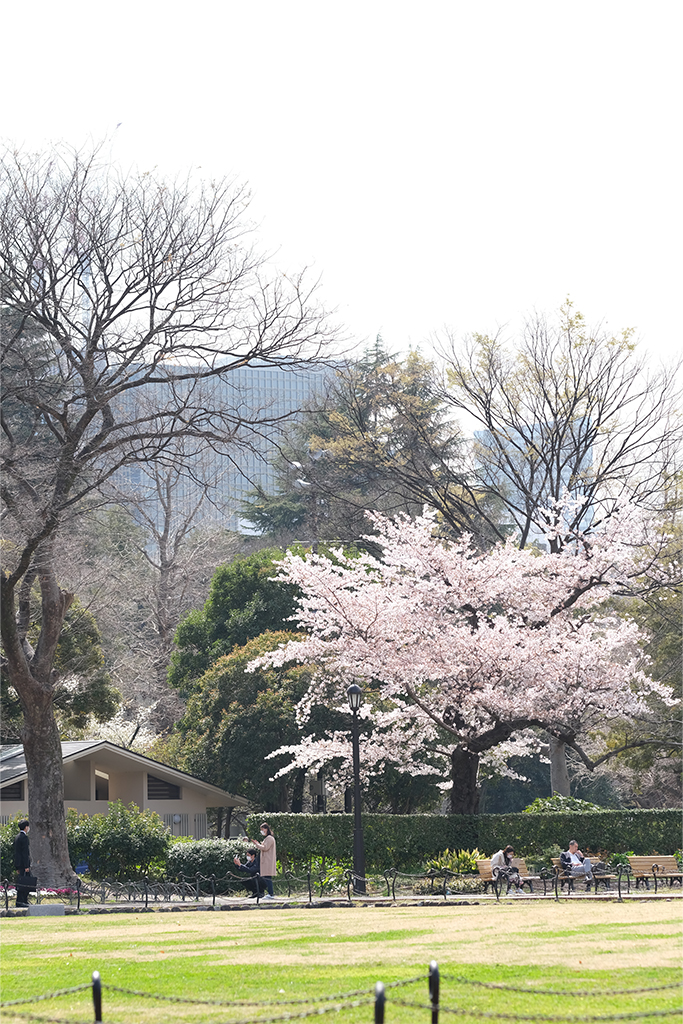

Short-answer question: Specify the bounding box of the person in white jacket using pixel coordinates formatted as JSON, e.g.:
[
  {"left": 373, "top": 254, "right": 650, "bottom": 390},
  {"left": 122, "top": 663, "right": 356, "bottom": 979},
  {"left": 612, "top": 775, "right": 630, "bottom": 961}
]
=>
[{"left": 491, "top": 845, "right": 524, "bottom": 894}]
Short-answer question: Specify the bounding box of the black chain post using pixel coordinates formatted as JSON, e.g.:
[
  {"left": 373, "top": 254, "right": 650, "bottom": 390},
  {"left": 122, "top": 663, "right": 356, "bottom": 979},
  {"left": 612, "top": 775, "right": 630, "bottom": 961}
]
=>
[
  {"left": 92, "top": 971, "right": 102, "bottom": 1022},
  {"left": 429, "top": 960, "right": 439, "bottom": 1024},
  {"left": 374, "top": 981, "right": 385, "bottom": 1024}
]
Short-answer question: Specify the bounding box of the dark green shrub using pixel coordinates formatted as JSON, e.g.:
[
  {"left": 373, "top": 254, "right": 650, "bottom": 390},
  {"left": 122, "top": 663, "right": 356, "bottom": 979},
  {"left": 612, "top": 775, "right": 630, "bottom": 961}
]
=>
[
  {"left": 523, "top": 795, "right": 603, "bottom": 813},
  {"left": 0, "top": 813, "right": 27, "bottom": 880},
  {"left": 166, "top": 838, "right": 253, "bottom": 879},
  {"left": 66, "top": 801, "right": 171, "bottom": 880},
  {"left": 65, "top": 807, "right": 97, "bottom": 868},
  {"left": 528, "top": 844, "right": 562, "bottom": 872},
  {"left": 245, "top": 812, "right": 480, "bottom": 871},
  {"left": 608, "top": 850, "right": 633, "bottom": 867},
  {"left": 247, "top": 809, "right": 682, "bottom": 871}
]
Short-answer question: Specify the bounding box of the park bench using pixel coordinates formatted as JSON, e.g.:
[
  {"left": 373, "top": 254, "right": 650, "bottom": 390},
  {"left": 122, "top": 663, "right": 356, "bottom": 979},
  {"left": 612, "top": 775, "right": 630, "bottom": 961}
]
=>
[
  {"left": 476, "top": 859, "right": 550, "bottom": 897},
  {"left": 551, "top": 858, "right": 624, "bottom": 897},
  {"left": 627, "top": 856, "right": 683, "bottom": 893},
  {"left": 475, "top": 860, "right": 499, "bottom": 895}
]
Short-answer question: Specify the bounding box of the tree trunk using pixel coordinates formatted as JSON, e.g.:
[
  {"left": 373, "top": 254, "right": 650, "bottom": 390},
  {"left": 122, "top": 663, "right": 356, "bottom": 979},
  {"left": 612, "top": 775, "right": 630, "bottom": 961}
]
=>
[
  {"left": 449, "top": 746, "right": 480, "bottom": 814},
  {"left": 21, "top": 680, "right": 75, "bottom": 887},
  {"left": 549, "top": 734, "right": 571, "bottom": 796},
  {"left": 1, "top": 541, "right": 76, "bottom": 888},
  {"left": 290, "top": 769, "right": 305, "bottom": 812}
]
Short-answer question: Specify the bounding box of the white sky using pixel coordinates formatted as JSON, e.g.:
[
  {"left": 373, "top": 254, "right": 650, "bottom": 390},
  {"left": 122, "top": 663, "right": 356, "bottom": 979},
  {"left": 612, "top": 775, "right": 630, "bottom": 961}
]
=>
[{"left": 3, "top": 0, "right": 681, "bottom": 366}]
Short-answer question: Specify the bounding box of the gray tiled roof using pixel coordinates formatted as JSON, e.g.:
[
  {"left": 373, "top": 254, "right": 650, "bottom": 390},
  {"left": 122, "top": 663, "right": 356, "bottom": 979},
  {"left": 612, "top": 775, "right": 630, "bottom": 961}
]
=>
[
  {"left": 0, "top": 741, "right": 105, "bottom": 785},
  {"left": 0, "top": 742, "right": 246, "bottom": 804}
]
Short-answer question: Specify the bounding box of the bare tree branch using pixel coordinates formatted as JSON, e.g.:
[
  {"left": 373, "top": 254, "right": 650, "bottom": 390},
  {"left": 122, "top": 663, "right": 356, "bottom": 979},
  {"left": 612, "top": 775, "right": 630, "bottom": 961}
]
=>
[{"left": 0, "top": 141, "right": 336, "bottom": 885}]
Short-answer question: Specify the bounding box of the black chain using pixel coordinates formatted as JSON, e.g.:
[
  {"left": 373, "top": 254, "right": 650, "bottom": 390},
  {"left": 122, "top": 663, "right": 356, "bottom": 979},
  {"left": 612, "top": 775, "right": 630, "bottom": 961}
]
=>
[
  {"left": 3, "top": 974, "right": 679, "bottom": 1024},
  {"left": 390, "top": 998, "right": 683, "bottom": 1022},
  {"left": 439, "top": 976, "right": 683, "bottom": 997},
  {"left": 0, "top": 986, "right": 91, "bottom": 1007},
  {"left": 4, "top": 1006, "right": 681, "bottom": 1024},
  {"left": 0, "top": 1015, "right": 94, "bottom": 1024},
  {"left": 195, "top": 998, "right": 375, "bottom": 1024},
  {"left": 384, "top": 974, "right": 427, "bottom": 990},
  {"left": 104, "top": 973, "right": 424, "bottom": 1007},
  {"left": 0, "top": 1002, "right": 375, "bottom": 1024}
]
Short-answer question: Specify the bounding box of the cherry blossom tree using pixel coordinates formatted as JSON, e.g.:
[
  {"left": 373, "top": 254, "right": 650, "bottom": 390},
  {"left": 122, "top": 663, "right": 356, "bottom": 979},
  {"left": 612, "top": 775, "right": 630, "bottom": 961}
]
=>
[{"left": 252, "top": 502, "right": 675, "bottom": 813}]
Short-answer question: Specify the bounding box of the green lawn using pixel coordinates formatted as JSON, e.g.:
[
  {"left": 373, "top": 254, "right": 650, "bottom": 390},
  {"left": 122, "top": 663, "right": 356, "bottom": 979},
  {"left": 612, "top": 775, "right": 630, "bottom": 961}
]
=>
[{"left": 1, "top": 902, "right": 681, "bottom": 1024}]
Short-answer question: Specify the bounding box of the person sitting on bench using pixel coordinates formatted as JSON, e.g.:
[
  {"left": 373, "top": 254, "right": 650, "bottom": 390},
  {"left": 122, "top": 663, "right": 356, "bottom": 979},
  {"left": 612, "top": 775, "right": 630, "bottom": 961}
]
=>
[
  {"left": 233, "top": 850, "right": 265, "bottom": 898},
  {"left": 491, "top": 845, "right": 524, "bottom": 894},
  {"left": 560, "top": 840, "right": 593, "bottom": 886}
]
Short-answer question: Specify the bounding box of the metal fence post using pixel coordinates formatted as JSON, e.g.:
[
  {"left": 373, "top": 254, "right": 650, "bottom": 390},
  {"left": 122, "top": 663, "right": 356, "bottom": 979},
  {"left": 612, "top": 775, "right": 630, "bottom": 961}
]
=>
[
  {"left": 429, "top": 960, "right": 439, "bottom": 1024},
  {"left": 92, "top": 971, "right": 102, "bottom": 1022},
  {"left": 374, "top": 981, "right": 385, "bottom": 1024},
  {"left": 652, "top": 864, "right": 660, "bottom": 895}
]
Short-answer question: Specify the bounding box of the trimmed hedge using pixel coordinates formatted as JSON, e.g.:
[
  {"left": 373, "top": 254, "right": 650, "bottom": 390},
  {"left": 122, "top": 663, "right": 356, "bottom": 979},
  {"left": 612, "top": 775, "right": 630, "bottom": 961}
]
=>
[
  {"left": 166, "top": 838, "right": 253, "bottom": 879},
  {"left": 245, "top": 809, "right": 683, "bottom": 870}
]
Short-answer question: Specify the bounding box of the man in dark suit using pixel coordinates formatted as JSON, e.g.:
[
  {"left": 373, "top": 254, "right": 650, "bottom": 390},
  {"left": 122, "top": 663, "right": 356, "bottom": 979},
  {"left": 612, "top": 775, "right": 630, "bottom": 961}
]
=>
[
  {"left": 13, "top": 820, "right": 32, "bottom": 908},
  {"left": 233, "top": 850, "right": 264, "bottom": 898}
]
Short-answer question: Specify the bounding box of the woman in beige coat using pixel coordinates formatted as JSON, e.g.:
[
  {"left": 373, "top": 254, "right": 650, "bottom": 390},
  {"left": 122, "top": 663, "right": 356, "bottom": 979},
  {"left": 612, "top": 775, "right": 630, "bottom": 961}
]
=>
[{"left": 251, "top": 822, "right": 276, "bottom": 898}]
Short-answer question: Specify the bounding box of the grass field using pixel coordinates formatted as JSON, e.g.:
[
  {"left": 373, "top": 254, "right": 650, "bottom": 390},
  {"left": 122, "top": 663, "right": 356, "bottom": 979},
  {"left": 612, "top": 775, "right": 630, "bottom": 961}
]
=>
[{"left": 1, "top": 901, "right": 681, "bottom": 1024}]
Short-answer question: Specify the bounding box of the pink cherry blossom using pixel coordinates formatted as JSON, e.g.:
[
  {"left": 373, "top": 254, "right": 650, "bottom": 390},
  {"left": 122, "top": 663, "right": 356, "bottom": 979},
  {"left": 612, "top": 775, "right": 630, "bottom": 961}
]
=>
[{"left": 251, "top": 501, "right": 675, "bottom": 811}]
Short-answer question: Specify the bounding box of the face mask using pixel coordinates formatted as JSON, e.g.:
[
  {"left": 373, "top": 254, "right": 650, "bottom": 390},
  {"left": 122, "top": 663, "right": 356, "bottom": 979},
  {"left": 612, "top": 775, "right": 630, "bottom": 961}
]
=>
[{"left": 260, "top": 830, "right": 267, "bottom": 836}]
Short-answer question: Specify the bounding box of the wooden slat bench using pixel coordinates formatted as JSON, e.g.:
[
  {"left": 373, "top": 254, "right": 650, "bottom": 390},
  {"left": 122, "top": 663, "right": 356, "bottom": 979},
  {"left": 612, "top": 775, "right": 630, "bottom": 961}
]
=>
[
  {"left": 551, "top": 858, "right": 623, "bottom": 897},
  {"left": 628, "top": 856, "right": 683, "bottom": 893},
  {"left": 477, "top": 858, "right": 550, "bottom": 897},
  {"left": 475, "top": 860, "right": 498, "bottom": 895},
  {"left": 512, "top": 858, "right": 550, "bottom": 895}
]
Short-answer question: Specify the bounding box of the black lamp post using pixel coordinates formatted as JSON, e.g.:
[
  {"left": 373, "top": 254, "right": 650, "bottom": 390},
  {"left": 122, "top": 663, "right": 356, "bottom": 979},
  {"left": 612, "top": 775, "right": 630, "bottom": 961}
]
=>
[{"left": 347, "top": 683, "right": 366, "bottom": 895}]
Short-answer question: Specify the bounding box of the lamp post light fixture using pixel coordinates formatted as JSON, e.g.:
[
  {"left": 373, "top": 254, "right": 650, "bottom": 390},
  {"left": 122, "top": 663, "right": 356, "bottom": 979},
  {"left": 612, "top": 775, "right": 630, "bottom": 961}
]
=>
[{"left": 347, "top": 683, "right": 366, "bottom": 895}]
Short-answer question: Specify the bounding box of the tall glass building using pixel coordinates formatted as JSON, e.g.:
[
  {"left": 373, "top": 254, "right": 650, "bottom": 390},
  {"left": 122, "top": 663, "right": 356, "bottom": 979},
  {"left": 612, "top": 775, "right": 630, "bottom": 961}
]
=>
[{"left": 111, "top": 362, "right": 331, "bottom": 533}]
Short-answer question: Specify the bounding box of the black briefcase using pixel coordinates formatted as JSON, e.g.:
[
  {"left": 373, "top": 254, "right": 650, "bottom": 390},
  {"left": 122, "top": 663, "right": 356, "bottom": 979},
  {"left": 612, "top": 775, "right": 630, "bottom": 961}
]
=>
[{"left": 15, "top": 873, "right": 37, "bottom": 891}]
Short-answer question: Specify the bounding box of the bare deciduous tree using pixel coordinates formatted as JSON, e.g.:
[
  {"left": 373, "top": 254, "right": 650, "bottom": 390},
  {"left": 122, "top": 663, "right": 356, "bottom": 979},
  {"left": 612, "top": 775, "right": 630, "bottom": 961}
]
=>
[
  {"left": 440, "top": 302, "right": 682, "bottom": 551},
  {"left": 101, "top": 453, "right": 243, "bottom": 732},
  {"left": 0, "top": 142, "right": 335, "bottom": 884}
]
